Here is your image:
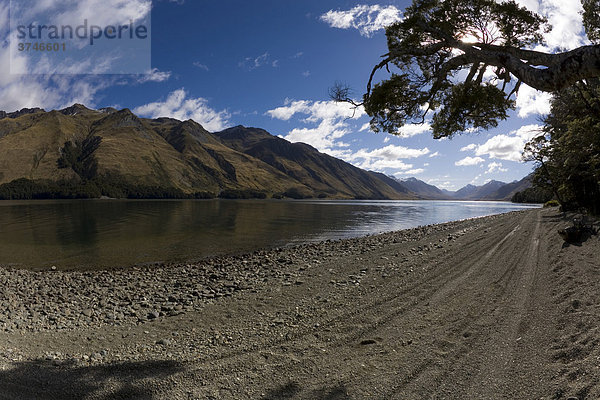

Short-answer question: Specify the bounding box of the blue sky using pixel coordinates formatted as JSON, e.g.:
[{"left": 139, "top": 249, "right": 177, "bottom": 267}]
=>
[{"left": 0, "top": 0, "right": 588, "bottom": 190}]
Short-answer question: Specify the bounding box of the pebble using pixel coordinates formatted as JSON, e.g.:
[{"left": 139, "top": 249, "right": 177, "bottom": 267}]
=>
[
  {"left": 0, "top": 212, "right": 504, "bottom": 336},
  {"left": 147, "top": 312, "right": 160, "bottom": 320}
]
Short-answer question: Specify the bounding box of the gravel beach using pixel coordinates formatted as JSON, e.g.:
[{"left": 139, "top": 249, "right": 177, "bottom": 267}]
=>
[{"left": 0, "top": 208, "right": 598, "bottom": 399}]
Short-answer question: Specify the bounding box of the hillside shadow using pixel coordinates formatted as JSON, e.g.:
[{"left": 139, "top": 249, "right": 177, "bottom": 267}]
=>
[{"left": 0, "top": 359, "right": 184, "bottom": 400}]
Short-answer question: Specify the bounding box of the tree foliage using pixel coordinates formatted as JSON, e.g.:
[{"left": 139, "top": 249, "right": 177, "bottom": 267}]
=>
[
  {"left": 511, "top": 186, "right": 553, "bottom": 204},
  {"left": 583, "top": 0, "right": 600, "bottom": 43},
  {"left": 0, "top": 176, "right": 217, "bottom": 200},
  {"left": 336, "top": 0, "right": 600, "bottom": 138},
  {"left": 524, "top": 79, "right": 600, "bottom": 214},
  {"left": 333, "top": 0, "right": 600, "bottom": 213}
]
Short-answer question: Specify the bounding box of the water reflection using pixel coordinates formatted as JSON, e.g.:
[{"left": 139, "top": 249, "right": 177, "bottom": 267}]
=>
[{"left": 0, "top": 199, "right": 540, "bottom": 269}]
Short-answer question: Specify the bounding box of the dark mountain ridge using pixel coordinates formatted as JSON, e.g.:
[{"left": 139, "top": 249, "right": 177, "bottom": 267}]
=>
[
  {"left": 0, "top": 105, "right": 415, "bottom": 200},
  {"left": 0, "top": 104, "right": 534, "bottom": 201}
]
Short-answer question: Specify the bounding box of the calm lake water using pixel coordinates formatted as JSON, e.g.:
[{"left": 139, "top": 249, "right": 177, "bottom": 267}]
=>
[{"left": 0, "top": 199, "right": 540, "bottom": 269}]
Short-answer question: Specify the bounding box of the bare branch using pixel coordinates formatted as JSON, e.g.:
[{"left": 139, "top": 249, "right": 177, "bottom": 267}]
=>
[{"left": 329, "top": 81, "right": 362, "bottom": 107}]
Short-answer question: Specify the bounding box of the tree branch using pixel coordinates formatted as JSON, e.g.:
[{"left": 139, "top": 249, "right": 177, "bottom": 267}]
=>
[{"left": 366, "top": 57, "right": 393, "bottom": 96}]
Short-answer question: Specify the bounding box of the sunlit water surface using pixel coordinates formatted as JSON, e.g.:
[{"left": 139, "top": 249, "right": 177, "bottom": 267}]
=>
[{"left": 0, "top": 199, "right": 540, "bottom": 269}]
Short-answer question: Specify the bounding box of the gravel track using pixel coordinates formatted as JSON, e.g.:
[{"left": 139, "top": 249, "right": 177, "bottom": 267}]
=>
[{"left": 0, "top": 208, "right": 598, "bottom": 399}]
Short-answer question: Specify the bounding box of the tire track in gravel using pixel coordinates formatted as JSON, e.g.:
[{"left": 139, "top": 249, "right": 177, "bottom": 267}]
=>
[
  {"left": 191, "top": 214, "right": 521, "bottom": 369},
  {"left": 346, "top": 215, "right": 535, "bottom": 397},
  {"left": 182, "top": 212, "right": 537, "bottom": 399},
  {"left": 385, "top": 209, "right": 552, "bottom": 399}
]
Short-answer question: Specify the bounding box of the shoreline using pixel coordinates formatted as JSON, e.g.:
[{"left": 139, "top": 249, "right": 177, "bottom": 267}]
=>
[
  {"left": 1, "top": 208, "right": 598, "bottom": 399},
  {"left": 0, "top": 202, "right": 541, "bottom": 272},
  {"left": 1, "top": 208, "right": 532, "bottom": 274},
  {"left": 0, "top": 211, "right": 514, "bottom": 331}
]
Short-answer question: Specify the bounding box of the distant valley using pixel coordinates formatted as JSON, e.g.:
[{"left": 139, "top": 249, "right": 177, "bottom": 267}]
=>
[{"left": 0, "top": 104, "right": 534, "bottom": 202}]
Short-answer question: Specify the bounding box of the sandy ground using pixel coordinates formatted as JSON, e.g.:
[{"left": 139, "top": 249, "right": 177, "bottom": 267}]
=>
[{"left": 0, "top": 208, "right": 598, "bottom": 399}]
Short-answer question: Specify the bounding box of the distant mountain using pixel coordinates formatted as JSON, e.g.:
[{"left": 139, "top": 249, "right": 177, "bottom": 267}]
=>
[
  {"left": 396, "top": 176, "right": 533, "bottom": 202},
  {"left": 215, "top": 126, "right": 413, "bottom": 199},
  {"left": 396, "top": 177, "right": 452, "bottom": 200},
  {"left": 0, "top": 103, "right": 536, "bottom": 202},
  {"left": 456, "top": 180, "right": 507, "bottom": 200},
  {"left": 0, "top": 105, "right": 415, "bottom": 200},
  {"left": 452, "top": 184, "right": 479, "bottom": 199},
  {"left": 481, "top": 174, "right": 533, "bottom": 201},
  {"left": 366, "top": 172, "right": 413, "bottom": 197},
  {"left": 0, "top": 107, "right": 45, "bottom": 120}
]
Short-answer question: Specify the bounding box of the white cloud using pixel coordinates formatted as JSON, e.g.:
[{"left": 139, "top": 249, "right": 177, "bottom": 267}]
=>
[
  {"left": 266, "top": 99, "right": 365, "bottom": 154},
  {"left": 359, "top": 122, "right": 371, "bottom": 132},
  {"left": 9, "top": 0, "right": 152, "bottom": 74},
  {"left": 470, "top": 174, "right": 491, "bottom": 185},
  {"left": 0, "top": 28, "right": 108, "bottom": 110},
  {"left": 486, "top": 162, "right": 508, "bottom": 174},
  {"left": 394, "top": 168, "right": 425, "bottom": 177},
  {"left": 267, "top": 100, "right": 310, "bottom": 121},
  {"left": 512, "top": 124, "right": 544, "bottom": 140},
  {"left": 460, "top": 144, "right": 477, "bottom": 152},
  {"left": 514, "top": 0, "right": 587, "bottom": 51},
  {"left": 136, "top": 68, "right": 171, "bottom": 83},
  {"left": 280, "top": 119, "right": 353, "bottom": 154},
  {"left": 320, "top": 5, "right": 402, "bottom": 37},
  {"left": 0, "top": 0, "right": 154, "bottom": 111},
  {"left": 193, "top": 62, "right": 209, "bottom": 71},
  {"left": 455, "top": 156, "right": 485, "bottom": 166},
  {"left": 353, "top": 158, "right": 414, "bottom": 171},
  {"left": 475, "top": 125, "right": 542, "bottom": 161},
  {"left": 515, "top": 85, "right": 552, "bottom": 118},
  {"left": 133, "top": 89, "right": 231, "bottom": 132},
  {"left": 267, "top": 99, "right": 364, "bottom": 122},
  {"left": 51, "top": 0, "right": 151, "bottom": 27},
  {"left": 239, "top": 52, "right": 278, "bottom": 70},
  {"left": 398, "top": 122, "right": 431, "bottom": 137},
  {"left": 476, "top": 136, "right": 526, "bottom": 162},
  {"left": 347, "top": 144, "right": 429, "bottom": 171},
  {"left": 427, "top": 178, "right": 455, "bottom": 190},
  {"left": 352, "top": 145, "right": 430, "bottom": 160},
  {"left": 429, "top": 151, "right": 440, "bottom": 158},
  {"left": 475, "top": 124, "right": 543, "bottom": 161}
]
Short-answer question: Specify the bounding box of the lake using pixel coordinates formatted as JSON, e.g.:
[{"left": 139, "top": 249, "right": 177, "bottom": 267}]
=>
[{"left": 0, "top": 199, "right": 540, "bottom": 269}]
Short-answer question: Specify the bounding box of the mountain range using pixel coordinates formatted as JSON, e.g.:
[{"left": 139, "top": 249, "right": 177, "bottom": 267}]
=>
[
  {"left": 397, "top": 176, "right": 533, "bottom": 201},
  {"left": 0, "top": 104, "right": 532, "bottom": 201}
]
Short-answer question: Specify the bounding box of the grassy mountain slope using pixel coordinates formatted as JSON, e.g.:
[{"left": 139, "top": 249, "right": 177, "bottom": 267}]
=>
[
  {"left": 0, "top": 105, "right": 414, "bottom": 199},
  {"left": 215, "top": 126, "right": 414, "bottom": 199}
]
